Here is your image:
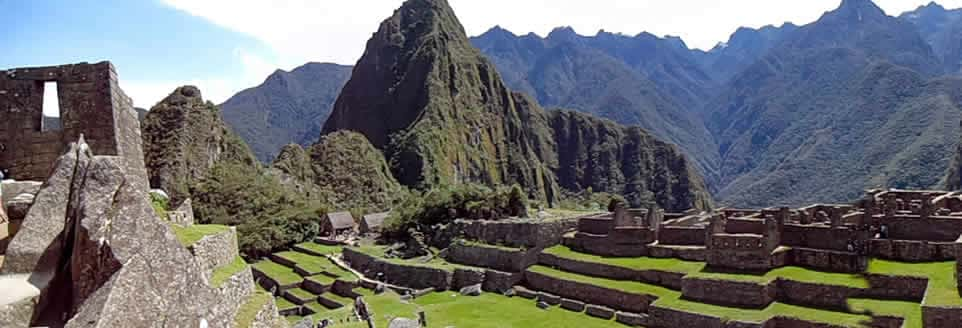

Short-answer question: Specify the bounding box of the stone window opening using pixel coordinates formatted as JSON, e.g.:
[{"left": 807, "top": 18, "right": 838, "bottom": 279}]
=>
[{"left": 41, "top": 81, "right": 62, "bottom": 132}]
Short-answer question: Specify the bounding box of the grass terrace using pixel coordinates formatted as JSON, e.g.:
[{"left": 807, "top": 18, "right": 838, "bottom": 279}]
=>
[
  {"left": 252, "top": 260, "right": 302, "bottom": 286},
  {"left": 544, "top": 245, "right": 704, "bottom": 273},
  {"left": 287, "top": 288, "right": 316, "bottom": 300},
  {"left": 295, "top": 242, "right": 344, "bottom": 255},
  {"left": 275, "top": 297, "right": 298, "bottom": 312},
  {"left": 210, "top": 256, "right": 247, "bottom": 287},
  {"left": 169, "top": 224, "right": 230, "bottom": 247},
  {"left": 849, "top": 298, "right": 922, "bottom": 328},
  {"left": 867, "top": 260, "right": 961, "bottom": 306}
]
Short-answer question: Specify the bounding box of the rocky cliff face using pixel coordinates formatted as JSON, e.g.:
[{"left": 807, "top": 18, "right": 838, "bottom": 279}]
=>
[
  {"left": 0, "top": 138, "right": 283, "bottom": 327},
  {"left": 273, "top": 131, "right": 403, "bottom": 211},
  {"left": 142, "top": 86, "right": 257, "bottom": 206},
  {"left": 321, "top": 0, "right": 710, "bottom": 211}
]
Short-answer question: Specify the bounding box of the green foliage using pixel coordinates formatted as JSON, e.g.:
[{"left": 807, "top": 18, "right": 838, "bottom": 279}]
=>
[
  {"left": 150, "top": 192, "right": 169, "bottom": 219},
  {"left": 192, "top": 161, "right": 325, "bottom": 258},
  {"left": 169, "top": 224, "right": 230, "bottom": 247},
  {"left": 556, "top": 189, "right": 626, "bottom": 212},
  {"left": 383, "top": 183, "right": 528, "bottom": 236}
]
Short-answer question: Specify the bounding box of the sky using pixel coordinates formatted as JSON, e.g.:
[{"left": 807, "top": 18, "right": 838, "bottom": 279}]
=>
[{"left": 3, "top": 0, "right": 961, "bottom": 110}]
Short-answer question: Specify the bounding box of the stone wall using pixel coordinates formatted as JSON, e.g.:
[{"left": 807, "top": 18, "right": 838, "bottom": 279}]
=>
[
  {"left": 781, "top": 224, "right": 867, "bottom": 252},
  {"left": 878, "top": 215, "right": 962, "bottom": 242},
  {"left": 451, "top": 268, "right": 485, "bottom": 290},
  {"left": 538, "top": 252, "right": 684, "bottom": 289},
  {"left": 647, "top": 305, "right": 727, "bottom": 328},
  {"left": 725, "top": 218, "right": 765, "bottom": 235},
  {"left": 788, "top": 248, "right": 865, "bottom": 273},
  {"left": 0, "top": 62, "right": 145, "bottom": 182},
  {"left": 444, "top": 218, "right": 578, "bottom": 248},
  {"left": 649, "top": 244, "right": 706, "bottom": 261},
  {"left": 923, "top": 305, "right": 962, "bottom": 328},
  {"left": 680, "top": 277, "right": 775, "bottom": 308},
  {"left": 523, "top": 269, "right": 655, "bottom": 313},
  {"left": 869, "top": 239, "right": 957, "bottom": 262},
  {"left": 191, "top": 227, "right": 239, "bottom": 275},
  {"left": 443, "top": 241, "right": 538, "bottom": 272},
  {"left": 578, "top": 216, "right": 613, "bottom": 235},
  {"left": 482, "top": 269, "right": 521, "bottom": 293},
  {"left": 775, "top": 279, "right": 861, "bottom": 309},
  {"left": 862, "top": 274, "right": 928, "bottom": 301},
  {"left": 342, "top": 248, "right": 452, "bottom": 290},
  {"left": 208, "top": 267, "right": 255, "bottom": 327},
  {"left": 658, "top": 226, "right": 705, "bottom": 246}
]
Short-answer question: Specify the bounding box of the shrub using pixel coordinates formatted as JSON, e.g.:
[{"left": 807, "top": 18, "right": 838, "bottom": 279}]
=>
[
  {"left": 191, "top": 161, "right": 325, "bottom": 258},
  {"left": 382, "top": 183, "right": 528, "bottom": 236}
]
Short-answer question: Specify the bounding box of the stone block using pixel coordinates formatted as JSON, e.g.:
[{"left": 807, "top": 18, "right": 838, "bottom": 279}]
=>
[
  {"left": 560, "top": 298, "right": 585, "bottom": 312},
  {"left": 513, "top": 286, "right": 537, "bottom": 299},
  {"left": 615, "top": 312, "right": 648, "bottom": 327},
  {"left": 585, "top": 304, "right": 615, "bottom": 319},
  {"left": 536, "top": 291, "right": 561, "bottom": 305}
]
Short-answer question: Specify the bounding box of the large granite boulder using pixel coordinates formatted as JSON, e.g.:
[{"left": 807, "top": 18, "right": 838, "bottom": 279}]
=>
[{"left": 0, "top": 137, "right": 276, "bottom": 327}]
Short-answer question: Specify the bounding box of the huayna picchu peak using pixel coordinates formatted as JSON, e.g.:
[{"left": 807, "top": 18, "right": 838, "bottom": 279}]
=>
[
  {"left": 9, "top": 0, "right": 962, "bottom": 327},
  {"left": 322, "top": 0, "right": 711, "bottom": 211}
]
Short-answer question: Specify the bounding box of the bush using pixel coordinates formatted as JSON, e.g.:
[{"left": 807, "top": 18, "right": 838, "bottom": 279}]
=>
[
  {"left": 382, "top": 183, "right": 528, "bottom": 236},
  {"left": 191, "top": 161, "right": 325, "bottom": 258},
  {"left": 557, "top": 189, "right": 626, "bottom": 212}
]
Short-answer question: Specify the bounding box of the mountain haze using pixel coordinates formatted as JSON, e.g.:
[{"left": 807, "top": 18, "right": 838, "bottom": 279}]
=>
[{"left": 707, "top": 0, "right": 962, "bottom": 206}]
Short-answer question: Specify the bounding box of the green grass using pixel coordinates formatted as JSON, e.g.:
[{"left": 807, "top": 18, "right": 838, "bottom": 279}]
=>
[
  {"left": 529, "top": 265, "right": 676, "bottom": 297},
  {"left": 276, "top": 297, "right": 298, "bottom": 311},
  {"left": 169, "top": 224, "right": 230, "bottom": 247},
  {"left": 275, "top": 251, "right": 332, "bottom": 274},
  {"left": 251, "top": 260, "right": 303, "bottom": 286},
  {"left": 321, "top": 292, "right": 355, "bottom": 305},
  {"left": 867, "top": 260, "right": 961, "bottom": 306},
  {"left": 210, "top": 256, "right": 247, "bottom": 287},
  {"left": 849, "top": 298, "right": 922, "bottom": 328},
  {"left": 234, "top": 290, "right": 273, "bottom": 328},
  {"left": 296, "top": 242, "right": 344, "bottom": 255},
  {"left": 287, "top": 288, "right": 317, "bottom": 300},
  {"left": 307, "top": 274, "right": 337, "bottom": 286},
  {"left": 409, "top": 292, "right": 619, "bottom": 327},
  {"left": 544, "top": 245, "right": 705, "bottom": 273}
]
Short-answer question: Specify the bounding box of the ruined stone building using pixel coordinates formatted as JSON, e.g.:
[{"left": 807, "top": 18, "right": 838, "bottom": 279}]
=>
[{"left": 0, "top": 62, "right": 146, "bottom": 182}]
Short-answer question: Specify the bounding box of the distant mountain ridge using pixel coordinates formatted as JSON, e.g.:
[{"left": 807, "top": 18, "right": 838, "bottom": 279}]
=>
[
  {"left": 220, "top": 62, "right": 352, "bottom": 162},
  {"left": 221, "top": 0, "right": 962, "bottom": 208},
  {"left": 471, "top": 26, "right": 722, "bottom": 183}
]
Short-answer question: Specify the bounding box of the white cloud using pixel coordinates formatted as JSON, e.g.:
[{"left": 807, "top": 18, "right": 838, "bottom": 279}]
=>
[
  {"left": 161, "top": 0, "right": 962, "bottom": 62},
  {"left": 145, "top": 0, "right": 962, "bottom": 108},
  {"left": 122, "top": 48, "right": 278, "bottom": 108}
]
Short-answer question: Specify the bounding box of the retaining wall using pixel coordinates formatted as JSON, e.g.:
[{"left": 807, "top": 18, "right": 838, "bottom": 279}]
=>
[
  {"left": 869, "top": 239, "right": 956, "bottom": 262},
  {"left": 538, "top": 252, "right": 683, "bottom": 289},
  {"left": 443, "top": 242, "right": 538, "bottom": 272},
  {"left": 681, "top": 277, "right": 775, "bottom": 308},
  {"left": 658, "top": 226, "right": 705, "bottom": 246},
  {"left": 523, "top": 269, "right": 655, "bottom": 313},
  {"left": 444, "top": 218, "right": 579, "bottom": 248},
  {"left": 342, "top": 248, "right": 452, "bottom": 290},
  {"left": 191, "top": 227, "right": 239, "bottom": 275}
]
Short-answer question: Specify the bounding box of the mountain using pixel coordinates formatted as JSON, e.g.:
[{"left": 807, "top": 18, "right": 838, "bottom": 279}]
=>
[
  {"left": 471, "top": 26, "right": 721, "bottom": 183},
  {"left": 692, "top": 23, "right": 799, "bottom": 82},
  {"left": 272, "top": 131, "right": 403, "bottom": 212},
  {"left": 900, "top": 2, "right": 962, "bottom": 74},
  {"left": 221, "top": 63, "right": 353, "bottom": 162},
  {"left": 706, "top": 0, "right": 962, "bottom": 207},
  {"left": 142, "top": 86, "right": 257, "bottom": 206},
  {"left": 321, "top": 0, "right": 710, "bottom": 211}
]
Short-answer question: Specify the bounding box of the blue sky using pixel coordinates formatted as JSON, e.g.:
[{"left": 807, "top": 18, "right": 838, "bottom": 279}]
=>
[
  {"left": 4, "top": 0, "right": 960, "bottom": 109},
  {"left": 1, "top": 0, "right": 279, "bottom": 108}
]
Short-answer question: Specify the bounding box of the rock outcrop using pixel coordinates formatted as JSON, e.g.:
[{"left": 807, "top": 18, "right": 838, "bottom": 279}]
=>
[
  {"left": 273, "top": 131, "right": 403, "bottom": 211},
  {"left": 0, "top": 137, "right": 282, "bottom": 327},
  {"left": 321, "top": 0, "right": 710, "bottom": 211},
  {"left": 142, "top": 86, "right": 257, "bottom": 206}
]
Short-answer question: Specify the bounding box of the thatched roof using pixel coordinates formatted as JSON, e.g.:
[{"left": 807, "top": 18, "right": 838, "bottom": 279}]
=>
[
  {"left": 325, "top": 211, "right": 356, "bottom": 230},
  {"left": 361, "top": 212, "right": 390, "bottom": 229}
]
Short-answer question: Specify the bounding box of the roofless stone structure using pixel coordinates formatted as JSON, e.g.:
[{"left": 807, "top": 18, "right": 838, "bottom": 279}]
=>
[{"left": 0, "top": 62, "right": 146, "bottom": 182}]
